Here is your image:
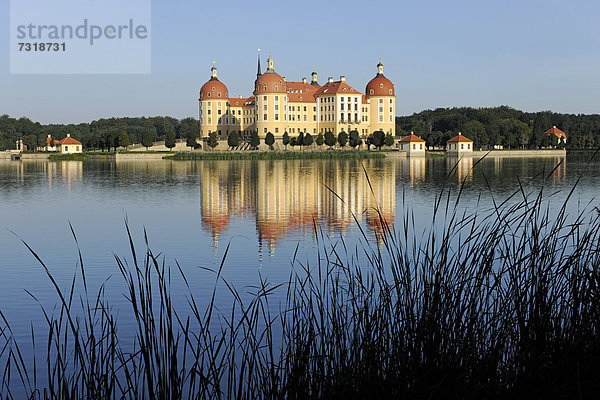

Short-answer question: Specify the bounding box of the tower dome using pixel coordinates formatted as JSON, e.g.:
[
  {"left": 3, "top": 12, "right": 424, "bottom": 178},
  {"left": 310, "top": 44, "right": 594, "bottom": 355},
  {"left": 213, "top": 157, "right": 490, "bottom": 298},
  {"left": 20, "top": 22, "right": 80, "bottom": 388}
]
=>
[
  {"left": 254, "top": 54, "right": 286, "bottom": 94},
  {"left": 366, "top": 61, "right": 394, "bottom": 97},
  {"left": 199, "top": 64, "right": 229, "bottom": 100}
]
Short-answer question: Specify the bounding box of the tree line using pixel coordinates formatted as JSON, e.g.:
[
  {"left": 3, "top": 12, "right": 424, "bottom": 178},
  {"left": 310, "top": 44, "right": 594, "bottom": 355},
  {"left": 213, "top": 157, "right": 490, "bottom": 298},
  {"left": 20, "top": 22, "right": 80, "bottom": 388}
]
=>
[
  {"left": 216, "top": 130, "right": 395, "bottom": 151},
  {"left": 0, "top": 115, "right": 199, "bottom": 151},
  {"left": 395, "top": 106, "right": 600, "bottom": 149}
]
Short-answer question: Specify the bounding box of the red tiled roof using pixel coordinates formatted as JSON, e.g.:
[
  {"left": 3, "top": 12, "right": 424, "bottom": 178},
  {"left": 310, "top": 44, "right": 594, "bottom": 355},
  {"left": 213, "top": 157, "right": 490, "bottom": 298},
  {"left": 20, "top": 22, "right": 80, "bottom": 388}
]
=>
[
  {"left": 228, "top": 97, "right": 253, "bottom": 107},
  {"left": 200, "top": 79, "right": 229, "bottom": 100},
  {"left": 543, "top": 126, "right": 567, "bottom": 139},
  {"left": 314, "top": 80, "right": 362, "bottom": 96},
  {"left": 58, "top": 136, "right": 82, "bottom": 145},
  {"left": 447, "top": 134, "right": 473, "bottom": 143},
  {"left": 398, "top": 133, "right": 426, "bottom": 143}
]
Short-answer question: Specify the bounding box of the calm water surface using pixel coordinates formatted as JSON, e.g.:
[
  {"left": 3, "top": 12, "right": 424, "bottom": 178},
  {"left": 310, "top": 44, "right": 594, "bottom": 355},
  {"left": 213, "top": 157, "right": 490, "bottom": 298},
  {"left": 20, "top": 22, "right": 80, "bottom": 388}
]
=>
[{"left": 0, "top": 154, "right": 598, "bottom": 346}]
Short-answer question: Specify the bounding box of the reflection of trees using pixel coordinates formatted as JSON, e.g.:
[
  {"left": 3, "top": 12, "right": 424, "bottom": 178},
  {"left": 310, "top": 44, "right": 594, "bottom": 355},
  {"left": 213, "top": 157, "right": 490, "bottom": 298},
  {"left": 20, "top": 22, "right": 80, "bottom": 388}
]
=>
[{"left": 199, "top": 160, "right": 396, "bottom": 250}]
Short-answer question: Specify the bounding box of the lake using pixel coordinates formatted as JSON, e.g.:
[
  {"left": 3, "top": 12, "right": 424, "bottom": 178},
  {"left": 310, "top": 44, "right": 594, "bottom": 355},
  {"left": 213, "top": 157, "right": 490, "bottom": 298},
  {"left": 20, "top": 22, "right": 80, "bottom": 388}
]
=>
[{"left": 0, "top": 153, "right": 597, "bottom": 374}]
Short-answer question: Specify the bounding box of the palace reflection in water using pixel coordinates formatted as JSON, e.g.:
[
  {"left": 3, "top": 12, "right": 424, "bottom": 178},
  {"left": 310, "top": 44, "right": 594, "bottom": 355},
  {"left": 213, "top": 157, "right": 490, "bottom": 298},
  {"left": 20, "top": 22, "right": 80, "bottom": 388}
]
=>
[{"left": 199, "top": 160, "right": 396, "bottom": 252}]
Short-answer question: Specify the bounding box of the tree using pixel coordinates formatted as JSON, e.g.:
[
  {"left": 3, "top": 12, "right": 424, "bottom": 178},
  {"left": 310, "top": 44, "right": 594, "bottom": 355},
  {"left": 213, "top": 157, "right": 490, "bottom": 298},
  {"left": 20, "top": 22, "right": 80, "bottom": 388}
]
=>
[
  {"left": 349, "top": 130, "right": 362, "bottom": 149},
  {"left": 208, "top": 132, "right": 219, "bottom": 149},
  {"left": 372, "top": 130, "right": 385, "bottom": 149},
  {"left": 141, "top": 129, "right": 154, "bottom": 150},
  {"left": 118, "top": 131, "right": 130, "bottom": 149},
  {"left": 463, "top": 120, "right": 486, "bottom": 149},
  {"left": 250, "top": 131, "right": 260, "bottom": 149},
  {"left": 324, "top": 131, "right": 336, "bottom": 148},
  {"left": 304, "top": 133, "right": 313, "bottom": 147},
  {"left": 186, "top": 129, "right": 197, "bottom": 149},
  {"left": 337, "top": 131, "right": 348, "bottom": 147},
  {"left": 297, "top": 132, "right": 305, "bottom": 147},
  {"left": 179, "top": 118, "right": 199, "bottom": 141},
  {"left": 165, "top": 130, "right": 176, "bottom": 150},
  {"left": 282, "top": 132, "right": 290, "bottom": 149},
  {"left": 316, "top": 133, "right": 324, "bottom": 146},
  {"left": 23, "top": 134, "right": 39, "bottom": 151},
  {"left": 384, "top": 133, "right": 395, "bottom": 148},
  {"left": 228, "top": 131, "right": 240, "bottom": 149},
  {"left": 265, "top": 132, "right": 275, "bottom": 150}
]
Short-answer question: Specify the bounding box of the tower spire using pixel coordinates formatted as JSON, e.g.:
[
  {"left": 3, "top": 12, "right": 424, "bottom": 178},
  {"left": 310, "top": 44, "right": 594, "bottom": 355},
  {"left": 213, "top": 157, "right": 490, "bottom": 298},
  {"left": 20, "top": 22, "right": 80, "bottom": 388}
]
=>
[{"left": 257, "top": 48, "right": 262, "bottom": 78}]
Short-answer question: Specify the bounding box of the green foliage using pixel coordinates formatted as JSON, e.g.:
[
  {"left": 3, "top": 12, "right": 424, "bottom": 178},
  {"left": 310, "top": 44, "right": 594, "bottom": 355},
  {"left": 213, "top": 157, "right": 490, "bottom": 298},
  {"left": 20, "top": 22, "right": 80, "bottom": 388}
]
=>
[
  {"left": 265, "top": 132, "right": 275, "bottom": 149},
  {"left": 349, "top": 130, "right": 362, "bottom": 148},
  {"left": 384, "top": 133, "right": 395, "bottom": 147},
  {"left": 250, "top": 131, "right": 260, "bottom": 149},
  {"left": 164, "top": 130, "right": 176, "bottom": 150},
  {"left": 228, "top": 131, "right": 240, "bottom": 148},
  {"left": 297, "top": 132, "right": 305, "bottom": 147},
  {"left": 168, "top": 150, "right": 385, "bottom": 160},
  {"left": 324, "top": 131, "right": 336, "bottom": 147},
  {"left": 316, "top": 133, "right": 325, "bottom": 146},
  {"left": 395, "top": 106, "right": 600, "bottom": 150},
  {"left": 370, "top": 130, "right": 386, "bottom": 149},
  {"left": 118, "top": 131, "right": 130, "bottom": 148},
  {"left": 304, "top": 133, "right": 313, "bottom": 147},
  {"left": 337, "top": 131, "right": 348, "bottom": 147},
  {"left": 23, "top": 134, "right": 39, "bottom": 151},
  {"left": 282, "top": 132, "right": 290, "bottom": 148},
  {"left": 208, "top": 132, "right": 219, "bottom": 149},
  {"left": 186, "top": 129, "right": 198, "bottom": 149},
  {"left": 141, "top": 129, "right": 154, "bottom": 150}
]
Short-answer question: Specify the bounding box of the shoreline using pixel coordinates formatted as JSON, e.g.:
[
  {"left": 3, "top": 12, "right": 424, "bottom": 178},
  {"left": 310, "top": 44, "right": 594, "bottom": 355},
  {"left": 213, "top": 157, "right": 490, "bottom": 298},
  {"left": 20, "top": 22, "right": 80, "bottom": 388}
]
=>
[{"left": 0, "top": 148, "right": 568, "bottom": 161}]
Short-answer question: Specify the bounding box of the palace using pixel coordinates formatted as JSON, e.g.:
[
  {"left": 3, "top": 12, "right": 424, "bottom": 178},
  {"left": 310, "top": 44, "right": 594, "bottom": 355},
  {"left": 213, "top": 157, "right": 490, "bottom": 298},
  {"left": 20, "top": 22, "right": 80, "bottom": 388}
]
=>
[{"left": 198, "top": 55, "right": 396, "bottom": 141}]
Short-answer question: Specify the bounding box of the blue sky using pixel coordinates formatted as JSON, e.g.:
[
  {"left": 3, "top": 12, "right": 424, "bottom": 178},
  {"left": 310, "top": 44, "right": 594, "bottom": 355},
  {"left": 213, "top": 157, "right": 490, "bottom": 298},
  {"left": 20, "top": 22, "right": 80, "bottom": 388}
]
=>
[{"left": 0, "top": 0, "right": 599, "bottom": 124}]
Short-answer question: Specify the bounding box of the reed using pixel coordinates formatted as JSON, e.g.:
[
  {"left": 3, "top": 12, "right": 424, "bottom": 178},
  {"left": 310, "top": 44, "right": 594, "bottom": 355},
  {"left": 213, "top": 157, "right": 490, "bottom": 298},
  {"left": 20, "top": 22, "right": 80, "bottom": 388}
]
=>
[{"left": 2, "top": 155, "right": 600, "bottom": 398}]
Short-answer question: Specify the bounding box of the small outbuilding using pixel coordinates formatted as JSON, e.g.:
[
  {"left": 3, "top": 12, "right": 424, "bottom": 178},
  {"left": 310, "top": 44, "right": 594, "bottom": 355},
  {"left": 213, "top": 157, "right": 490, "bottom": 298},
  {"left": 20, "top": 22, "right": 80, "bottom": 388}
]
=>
[
  {"left": 447, "top": 133, "right": 473, "bottom": 154},
  {"left": 543, "top": 126, "right": 567, "bottom": 145},
  {"left": 398, "top": 132, "right": 426, "bottom": 155},
  {"left": 57, "top": 134, "right": 82, "bottom": 154}
]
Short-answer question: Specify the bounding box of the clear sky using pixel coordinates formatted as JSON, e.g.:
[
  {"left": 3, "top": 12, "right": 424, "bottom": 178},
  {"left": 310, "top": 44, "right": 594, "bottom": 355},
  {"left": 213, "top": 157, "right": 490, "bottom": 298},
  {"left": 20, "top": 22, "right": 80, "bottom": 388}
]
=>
[{"left": 0, "top": 0, "right": 599, "bottom": 124}]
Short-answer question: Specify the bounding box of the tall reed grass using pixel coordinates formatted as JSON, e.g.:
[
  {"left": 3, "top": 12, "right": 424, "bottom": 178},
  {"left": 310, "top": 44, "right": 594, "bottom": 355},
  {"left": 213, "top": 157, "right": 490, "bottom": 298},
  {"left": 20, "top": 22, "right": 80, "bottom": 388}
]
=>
[{"left": 1, "top": 155, "right": 600, "bottom": 398}]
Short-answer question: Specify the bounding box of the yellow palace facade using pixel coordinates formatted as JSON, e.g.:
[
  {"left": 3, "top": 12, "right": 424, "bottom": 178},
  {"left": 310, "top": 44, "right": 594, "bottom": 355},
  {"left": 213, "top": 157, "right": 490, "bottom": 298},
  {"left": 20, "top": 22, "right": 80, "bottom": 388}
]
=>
[{"left": 198, "top": 55, "right": 396, "bottom": 140}]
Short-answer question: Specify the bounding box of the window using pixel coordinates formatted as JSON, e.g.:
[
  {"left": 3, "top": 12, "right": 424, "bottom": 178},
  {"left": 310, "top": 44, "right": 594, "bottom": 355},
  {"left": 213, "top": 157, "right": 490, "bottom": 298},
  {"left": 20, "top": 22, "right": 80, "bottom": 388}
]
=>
[
  {"left": 379, "top": 116, "right": 383, "bottom": 122},
  {"left": 379, "top": 107, "right": 383, "bottom": 112},
  {"left": 379, "top": 83, "right": 383, "bottom": 88},
  {"left": 263, "top": 114, "right": 267, "bottom": 120},
  {"left": 275, "top": 96, "right": 279, "bottom": 101},
  {"left": 218, "top": 110, "right": 222, "bottom": 115},
  {"left": 389, "top": 89, "right": 392, "bottom": 95},
  {"left": 275, "top": 127, "right": 279, "bottom": 133},
  {"left": 413, "top": 144, "right": 416, "bottom": 150},
  {"left": 263, "top": 96, "right": 267, "bottom": 101},
  {"left": 275, "top": 114, "right": 279, "bottom": 120},
  {"left": 64, "top": 146, "right": 68, "bottom": 151},
  {"left": 370, "top": 90, "right": 373, "bottom": 95},
  {"left": 379, "top": 99, "right": 383, "bottom": 104},
  {"left": 217, "top": 92, "right": 221, "bottom": 97},
  {"left": 208, "top": 109, "right": 211, "bottom": 114},
  {"left": 264, "top": 128, "right": 267, "bottom": 133},
  {"left": 420, "top": 144, "right": 423, "bottom": 150},
  {"left": 304, "top": 106, "right": 307, "bottom": 111},
  {"left": 461, "top": 144, "right": 464, "bottom": 150},
  {"left": 275, "top": 105, "right": 279, "bottom": 110}
]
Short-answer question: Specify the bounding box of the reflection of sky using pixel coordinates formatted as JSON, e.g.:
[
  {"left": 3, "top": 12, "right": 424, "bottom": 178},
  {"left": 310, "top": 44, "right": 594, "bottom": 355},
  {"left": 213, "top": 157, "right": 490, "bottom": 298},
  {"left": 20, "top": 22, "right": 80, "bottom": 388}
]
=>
[{"left": 0, "top": 155, "right": 595, "bottom": 381}]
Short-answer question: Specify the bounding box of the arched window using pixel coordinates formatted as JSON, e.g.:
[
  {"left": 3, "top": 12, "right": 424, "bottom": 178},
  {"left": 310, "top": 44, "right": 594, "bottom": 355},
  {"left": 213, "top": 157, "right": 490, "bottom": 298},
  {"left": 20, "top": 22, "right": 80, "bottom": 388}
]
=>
[
  {"left": 370, "top": 89, "right": 374, "bottom": 95},
  {"left": 379, "top": 83, "right": 383, "bottom": 88},
  {"left": 389, "top": 89, "right": 392, "bottom": 95}
]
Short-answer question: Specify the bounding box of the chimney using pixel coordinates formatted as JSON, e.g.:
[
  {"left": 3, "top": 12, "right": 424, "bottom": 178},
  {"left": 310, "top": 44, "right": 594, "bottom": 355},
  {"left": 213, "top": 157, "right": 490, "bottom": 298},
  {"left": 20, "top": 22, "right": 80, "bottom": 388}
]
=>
[
  {"left": 328, "top": 77, "right": 333, "bottom": 84},
  {"left": 302, "top": 77, "right": 307, "bottom": 84},
  {"left": 340, "top": 76, "right": 346, "bottom": 83}
]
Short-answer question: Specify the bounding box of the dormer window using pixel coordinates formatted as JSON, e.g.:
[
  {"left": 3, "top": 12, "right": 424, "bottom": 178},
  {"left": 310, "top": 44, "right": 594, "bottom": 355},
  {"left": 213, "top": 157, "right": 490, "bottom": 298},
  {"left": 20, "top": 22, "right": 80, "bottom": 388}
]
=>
[
  {"left": 370, "top": 89, "right": 374, "bottom": 95},
  {"left": 275, "top": 86, "right": 278, "bottom": 90},
  {"left": 212, "top": 87, "right": 215, "bottom": 91},
  {"left": 343, "top": 88, "right": 347, "bottom": 92},
  {"left": 350, "top": 88, "right": 353, "bottom": 92},
  {"left": 380, "top": 83, "right": 383, "bottom": 88},
  {"left": 389, "top": 89, "right": 392, "bottom": 95},
  {"left": 218, "top": 92, "right": 221, "bottom": 97},
  {"left": 263, "top": 86, "right": 267, "bottom": 91},
  {"left": 208, "top": 92, "right": 211, "bottom": 97}
]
